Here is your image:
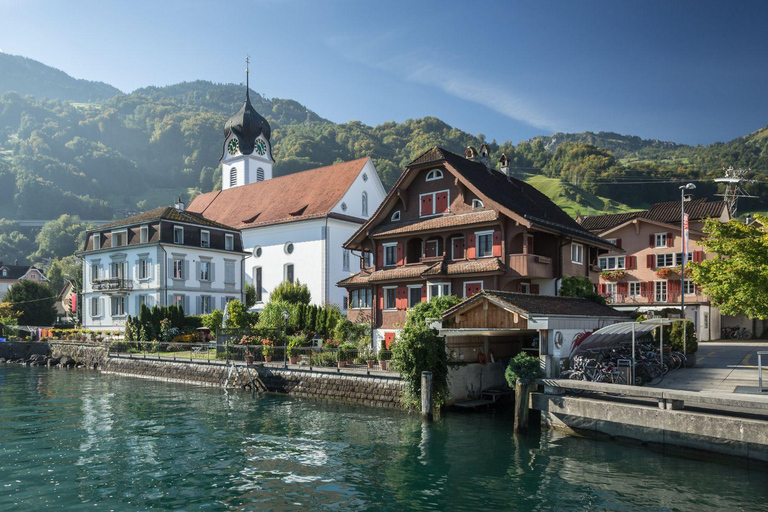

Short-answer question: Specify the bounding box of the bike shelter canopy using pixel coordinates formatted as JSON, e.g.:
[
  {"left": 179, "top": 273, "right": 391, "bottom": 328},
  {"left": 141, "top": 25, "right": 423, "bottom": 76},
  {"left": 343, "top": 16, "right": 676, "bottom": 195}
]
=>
[{"left": 571, "top": 319, "right": 683, "bottom": 356}]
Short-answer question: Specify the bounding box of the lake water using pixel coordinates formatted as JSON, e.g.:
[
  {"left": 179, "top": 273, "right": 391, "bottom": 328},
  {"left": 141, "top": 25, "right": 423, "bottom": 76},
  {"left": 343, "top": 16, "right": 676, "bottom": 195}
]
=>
[{"left": 0, "top": 365, "right": 765, "bottom": 511}]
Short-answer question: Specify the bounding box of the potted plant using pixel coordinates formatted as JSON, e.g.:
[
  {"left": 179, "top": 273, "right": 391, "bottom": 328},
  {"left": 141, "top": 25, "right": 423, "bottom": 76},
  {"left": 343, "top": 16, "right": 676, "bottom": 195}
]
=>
[
  {"left": 287, "top": 336, "right": 302, "bottom": 364},
  {"left": 378, "top": 349, "right": 391, "bottom": 371},
  {"left": 361, "top": 346, "right": 376, "bottom": 369},
  {"left": 337, "top": 343, "right": 351, "bottom": 368},
  {"left": 262, "top": 338, "right": 275, "bottom": 362}
]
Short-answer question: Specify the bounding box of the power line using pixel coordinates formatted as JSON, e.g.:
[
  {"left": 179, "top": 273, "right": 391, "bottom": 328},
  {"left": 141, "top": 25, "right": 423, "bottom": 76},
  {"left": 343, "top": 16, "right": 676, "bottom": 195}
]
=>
[{"left": 2, "top": 296, "right": 60, "bottom": 305}]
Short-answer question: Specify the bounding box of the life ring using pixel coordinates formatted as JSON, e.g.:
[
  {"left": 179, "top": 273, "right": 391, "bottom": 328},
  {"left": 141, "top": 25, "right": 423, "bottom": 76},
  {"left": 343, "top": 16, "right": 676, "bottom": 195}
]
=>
[
  {"left": 477, "top": 351, "right": 487, "bottom": 365},
  {"left": 487, "top": 350, "right": 495, "bottom": 364}
]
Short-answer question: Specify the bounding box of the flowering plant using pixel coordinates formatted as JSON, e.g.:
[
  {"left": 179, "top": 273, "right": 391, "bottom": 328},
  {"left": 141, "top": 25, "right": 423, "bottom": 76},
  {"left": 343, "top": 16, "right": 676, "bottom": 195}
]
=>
[
  {"left": 600, "top": 270, "right": 626, "bottom": 280},
  {"left": 262, "top": 338, "right": 275, "bottom": 357},
  {"left": 655, "top": 267, "right": 677, "bottom": 277},
  {"left": 239, "top": 335, "right": 259, "bottom": 345}
]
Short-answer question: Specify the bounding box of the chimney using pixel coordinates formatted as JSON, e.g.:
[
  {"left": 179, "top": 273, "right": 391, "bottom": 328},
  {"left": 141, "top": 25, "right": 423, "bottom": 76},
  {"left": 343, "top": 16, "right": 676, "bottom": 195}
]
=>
[
  {"left": 464, "top": 146, "right": 479, "bottom": 160},
  {"left": 683, "top": 194, "right": 693, "bottom": 202},
  {"left": 479, "top": 143, "right": 492, "bottom": 170},
  {"left": 14, "top": 259, "right": 18, "bottom": 265},
  {"left": 745, "top": 214, "right": 753, "bottom": 225},
  {"left": 499, "top": 153, "right": 511, "bottom": 179},
  {"left": 174, "top": 195, "right": 185, "bottom": 212}
]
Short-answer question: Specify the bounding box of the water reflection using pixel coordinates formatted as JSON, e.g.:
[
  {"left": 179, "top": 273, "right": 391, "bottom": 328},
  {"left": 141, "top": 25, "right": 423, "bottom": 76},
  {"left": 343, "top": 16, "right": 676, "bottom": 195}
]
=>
[{"left": 0, "top": 365, "right": 765, "bottom": 511}]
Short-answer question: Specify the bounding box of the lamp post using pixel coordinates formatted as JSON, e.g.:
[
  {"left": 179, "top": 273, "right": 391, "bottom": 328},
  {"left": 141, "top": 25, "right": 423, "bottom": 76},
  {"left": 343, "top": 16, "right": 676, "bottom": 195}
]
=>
[
  {"left": 282, "top": 309, "right": 289, "bottom": 368},
  {"left": 679, "top": 183, "right": 696, "bottom": 357}
]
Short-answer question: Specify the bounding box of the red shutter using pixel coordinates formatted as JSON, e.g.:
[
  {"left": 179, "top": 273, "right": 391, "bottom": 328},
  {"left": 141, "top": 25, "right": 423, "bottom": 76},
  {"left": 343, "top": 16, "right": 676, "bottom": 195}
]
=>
[
  {"left": 379, "top": 288, "right": 384, "bottom": 310},
  {"left": 617, "top": 282, "right": 628, "bottom": 295},
  {"left": 396, "top": 243, "right": 404, "bottom": 266},
  {"left": 693, "top": 250, "right": 703, "bottom": 263},
  {"left": 385, "top": 332, "right": 395, "bottom": 350},
  {"left": 466, "top": 282, "right": 482, "bottom": 297},
  {"left": 420, "top": 195, "right": 433, "bottom": 216},
  {"left": 646, "top": 254, "right": 655, "bottom": 269},
  {"left": 616, "top": 238, "right": 622, "bottom": 249},
  {"left": 626, "top": 255, "right": 636, "bottom": 269},
  {"left": 396, "top": 286, "right": 406, "bottom": 310},
  {"left": 492, "top": 230, "right": 502, "bottom": 257},
  {"left": 435, "top": 192, "right": 448, "bottom": 213},
  {"left": 467, "top": 234, "right": 476, "bottom": 259},
  {"left": 649, "top": 234, "right": 655, "bottom": 248},
  {"left": 452, "top": 238, "right": 465, "bottom": 260},
  {"left": 531, "top": 284, "right": 539, "bottom": 295},
  {"left": 421, "top": 284, "right": 427, "bottom": 302},
  {"left": 425, "top": 241, "right": 436, "bottom": 258},
  {"left": 667, "top": 233, "right": 674, "bottom": 247},
  {"left": 377, "top": 246, "right": 383, "bottom": 267},
  {"left": 599, "top": 284, "right": 606, "bottom": 294}
]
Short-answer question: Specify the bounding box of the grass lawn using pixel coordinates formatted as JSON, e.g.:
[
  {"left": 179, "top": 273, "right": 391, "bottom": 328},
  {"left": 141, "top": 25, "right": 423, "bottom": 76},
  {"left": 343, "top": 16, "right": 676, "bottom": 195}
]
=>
[{"left": 524, "top": 175, "right": 640, "bottom": 218}]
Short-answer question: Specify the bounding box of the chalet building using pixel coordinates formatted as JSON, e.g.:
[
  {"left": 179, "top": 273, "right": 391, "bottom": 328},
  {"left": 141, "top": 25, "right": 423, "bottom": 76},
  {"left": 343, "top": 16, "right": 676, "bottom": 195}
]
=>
[
  {"left": 579, "top": 198, "right": 730, "bottom": 341},
  {"left": 339, "top": 146, "right": 617, "bottom": 349},
  {"left": 79, "top": 203, "right": 246, "bottom": 332},
  {"left": 187, "top": 86, "right": 386, "bottom": 311},
  {"left": 0, "top": 261, "right": 48, "bottom": 301}
]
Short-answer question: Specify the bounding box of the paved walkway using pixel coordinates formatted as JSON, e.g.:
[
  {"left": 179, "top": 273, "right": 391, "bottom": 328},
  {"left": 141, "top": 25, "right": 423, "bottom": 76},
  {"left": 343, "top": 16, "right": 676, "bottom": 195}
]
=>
[{"left": 655, "top": 341, "right": 768, "bottom": 395}]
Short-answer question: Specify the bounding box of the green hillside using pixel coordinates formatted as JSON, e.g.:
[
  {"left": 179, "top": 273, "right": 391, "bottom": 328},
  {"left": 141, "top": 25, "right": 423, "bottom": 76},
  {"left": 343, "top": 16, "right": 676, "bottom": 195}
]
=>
[
  {"left": 524, "top": 175, "right": 638, "bottom": 218},
  {"left": 0, "top": 53, "right": 122, "bottom": 102}
]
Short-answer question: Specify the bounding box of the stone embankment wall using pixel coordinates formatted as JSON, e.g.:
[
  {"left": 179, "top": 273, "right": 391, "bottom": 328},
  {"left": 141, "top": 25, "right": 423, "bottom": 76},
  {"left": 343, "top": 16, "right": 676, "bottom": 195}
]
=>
[
  {"left": 258, "top": 368, "right": 405, "bottom": 409},
  {"left": 0, "top": 342, "right": 50, "bottom": 360},
  {"left": 50, "top": 343, "right": 108, "bottom": 368},
  {"left": 100, "top": 357, "right": 228, "bottom": 387}
]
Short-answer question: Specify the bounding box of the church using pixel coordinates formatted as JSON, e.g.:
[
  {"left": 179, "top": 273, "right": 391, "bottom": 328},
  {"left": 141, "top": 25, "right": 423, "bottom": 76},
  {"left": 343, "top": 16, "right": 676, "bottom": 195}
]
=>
[{"left": 187, "top": 84, "right": 386, "bottom": 311}]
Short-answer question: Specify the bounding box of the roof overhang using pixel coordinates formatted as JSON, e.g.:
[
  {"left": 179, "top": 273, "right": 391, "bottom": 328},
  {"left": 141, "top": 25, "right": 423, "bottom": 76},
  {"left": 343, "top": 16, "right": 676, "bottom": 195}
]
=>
[{"left": 599, "top": 216, "right": 704, "bottom": 238}]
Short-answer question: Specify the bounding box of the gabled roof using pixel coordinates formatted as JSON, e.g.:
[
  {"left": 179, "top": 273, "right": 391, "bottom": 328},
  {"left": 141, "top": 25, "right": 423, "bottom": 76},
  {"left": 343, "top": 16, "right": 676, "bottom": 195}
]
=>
[
  {"left": 579, "top": 198, "right": 728, "bottom": 234},
  {"left": 346, "top": 147, "right": 613, "bottom": 249},
  {"left": 0, "top": 264, "right": 39, "bottom": 281},
  {"left": 373, "top": 210, "right": 498, "bottom": 237},
  {"left": 441, "top": 290, "right": 628, "bottom": 319},
  {"left": 188, "top": 158, "right": 371, "bottom": 229},
  {"left": 93, "top": 206, "right": 238, "bottom": 232}
]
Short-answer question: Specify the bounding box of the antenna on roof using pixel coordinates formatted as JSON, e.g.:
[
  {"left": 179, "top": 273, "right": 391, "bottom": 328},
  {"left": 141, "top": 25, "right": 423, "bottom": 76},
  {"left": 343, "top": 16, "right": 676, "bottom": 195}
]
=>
[{"left": 714, "top": 166, "right": 757, "bottom": 217}]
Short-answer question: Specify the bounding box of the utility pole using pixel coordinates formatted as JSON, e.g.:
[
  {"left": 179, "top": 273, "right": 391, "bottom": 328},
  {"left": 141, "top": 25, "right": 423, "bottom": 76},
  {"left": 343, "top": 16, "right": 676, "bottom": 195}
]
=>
[{"left": 715, "top": 166, "right": 757, "bottom": 217}]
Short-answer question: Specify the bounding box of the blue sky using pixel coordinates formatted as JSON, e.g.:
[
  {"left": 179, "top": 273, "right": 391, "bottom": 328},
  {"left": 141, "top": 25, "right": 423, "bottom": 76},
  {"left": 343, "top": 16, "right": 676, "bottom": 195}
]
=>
[{"left": 1, "top": 0, "right": 767, "bottom": 145}]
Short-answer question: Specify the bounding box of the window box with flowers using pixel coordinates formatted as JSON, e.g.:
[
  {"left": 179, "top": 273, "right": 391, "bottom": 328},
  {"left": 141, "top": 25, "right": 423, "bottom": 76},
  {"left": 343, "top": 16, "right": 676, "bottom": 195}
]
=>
[
  {"left": 655, "top": 267, "right": 678, "bottom": 278},
  {"left": 600, "top": 270, "right": 626, "bottom": 280}
]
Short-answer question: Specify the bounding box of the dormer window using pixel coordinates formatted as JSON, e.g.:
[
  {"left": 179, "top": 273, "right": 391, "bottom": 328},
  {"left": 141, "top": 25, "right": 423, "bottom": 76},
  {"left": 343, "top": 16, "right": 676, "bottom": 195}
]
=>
[
  {"left": 390, "top": 211, "right": 401, "bottom": 222},
  {"left": 200, "top": 230, "right": 210, "bottom": 248},
  {"left": 225, "top": 234, "right": 234, "bottom": 251},
  {"left": 472, "top": 199, "right": 484, "bottom": 209},
  {"left": 111, "top": 230, "right": 127, "bottom": 247},
  {"left": 2, "top": 269, "right": 7, "bottom": 277},
  {"left": 140, "top": 225, "right": 149, "bottom": 244},
  {"left": 173, "top": 226, "right": 184, "bottom": 244},
  {"left": 93, "top": 234, "right": 101, "bottom": 250},
  {"left": 426, "top": 169, "right": 443, "bottom": 181}
]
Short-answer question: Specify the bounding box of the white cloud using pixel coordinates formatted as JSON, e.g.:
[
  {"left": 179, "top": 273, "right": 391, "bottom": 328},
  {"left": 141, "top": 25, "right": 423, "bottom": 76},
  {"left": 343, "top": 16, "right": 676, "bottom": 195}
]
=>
[{"left": 325, "top": 34, "right": 565, "bottom": 132}]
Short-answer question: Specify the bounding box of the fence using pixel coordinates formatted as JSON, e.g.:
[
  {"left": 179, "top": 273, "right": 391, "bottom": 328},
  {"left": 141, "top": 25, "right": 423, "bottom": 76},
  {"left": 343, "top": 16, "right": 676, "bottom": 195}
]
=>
[{"left": 107, "top": 340, "right": 396, "bottom": 375}]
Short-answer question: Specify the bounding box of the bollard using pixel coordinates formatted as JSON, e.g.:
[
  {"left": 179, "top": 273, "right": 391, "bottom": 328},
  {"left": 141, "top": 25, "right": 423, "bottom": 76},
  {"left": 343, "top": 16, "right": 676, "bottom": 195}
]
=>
[{"left": 421, "top": 371, "right": 433, "bottom": 422}]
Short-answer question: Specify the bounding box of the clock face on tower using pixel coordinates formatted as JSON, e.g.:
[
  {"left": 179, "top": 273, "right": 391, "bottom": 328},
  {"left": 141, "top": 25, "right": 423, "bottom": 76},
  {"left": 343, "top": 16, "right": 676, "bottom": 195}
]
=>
[
  {"left": 227, "top": 138, "right": 239, "bottom": 155},
  {"left": 255, "top": 139, "right": 267, "bottom": 156}
]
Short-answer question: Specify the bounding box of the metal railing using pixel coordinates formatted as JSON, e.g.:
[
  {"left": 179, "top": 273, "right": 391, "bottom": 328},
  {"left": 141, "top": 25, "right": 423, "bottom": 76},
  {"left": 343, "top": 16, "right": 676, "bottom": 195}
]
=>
[
  {"left": 92, "top": 278, "right": 133, "bottom": 291},
  {"left": 107, "top": 341, "right": 397, "bottom": 375}
]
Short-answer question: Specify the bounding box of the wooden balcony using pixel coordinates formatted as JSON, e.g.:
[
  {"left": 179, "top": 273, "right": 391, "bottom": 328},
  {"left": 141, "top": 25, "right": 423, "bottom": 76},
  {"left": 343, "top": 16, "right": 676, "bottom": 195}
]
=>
[
  {"left": 507, "top": 254, "right": 554, "bottom": 279},
  {"left": 93, "top": 278, "right": 133, "bottom": 292}
]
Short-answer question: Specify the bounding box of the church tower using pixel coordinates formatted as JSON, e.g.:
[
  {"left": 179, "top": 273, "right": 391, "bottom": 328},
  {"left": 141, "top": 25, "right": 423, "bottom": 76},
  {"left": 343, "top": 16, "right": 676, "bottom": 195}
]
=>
[{"left": 220, "top": 58, "right": 274, "bottom": 189}]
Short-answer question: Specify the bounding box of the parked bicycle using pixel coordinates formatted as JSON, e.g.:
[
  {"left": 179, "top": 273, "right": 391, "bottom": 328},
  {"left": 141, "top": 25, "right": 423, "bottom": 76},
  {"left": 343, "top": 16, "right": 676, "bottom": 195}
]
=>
[{"left": 721, "top": 326, "right": 752, "bottom": 340}]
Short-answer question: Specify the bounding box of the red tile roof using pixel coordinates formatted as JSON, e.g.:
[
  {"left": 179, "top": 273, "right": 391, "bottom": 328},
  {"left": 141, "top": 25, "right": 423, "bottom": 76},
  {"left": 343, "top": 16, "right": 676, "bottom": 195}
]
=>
[
  {"left": 373, "top": 210, "right": 498, "bottom": 237},
  {"left": 442, "top": 290, "right": 628, "bottom": 318},
  {"left": 337, "top": 257, "right": 504, "bottom": 286},
  {"left": 188, "top": 158, "right": 370, "bottom": 229},
  {"left": 579, "top": 198, "right": 728, "bottom": 233}
]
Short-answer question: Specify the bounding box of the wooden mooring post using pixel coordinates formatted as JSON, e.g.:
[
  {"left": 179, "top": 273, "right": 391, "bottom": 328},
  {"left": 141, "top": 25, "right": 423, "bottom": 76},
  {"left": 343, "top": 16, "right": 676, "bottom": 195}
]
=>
[
  {"left": 514, "top": 379, "right": 531, "bottom": 434},
  {"left": 421, "top": 371, "right": 433, "bottom": 422}
]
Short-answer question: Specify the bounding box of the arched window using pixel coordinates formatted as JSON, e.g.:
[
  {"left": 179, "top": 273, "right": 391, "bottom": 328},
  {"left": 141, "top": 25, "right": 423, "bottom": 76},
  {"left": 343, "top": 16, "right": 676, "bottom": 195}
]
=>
[
  {"left": 229, "top": 168, "right": 237, "bottom": 188},
  {"left": 256, "top": 167, "right": 265, "bottom": 181},
  {"left": 426, "top": 169, "right": 443, "bottom": 181},
  {"left": 362, "top": 192, "right": 368, "bottom": 216},
  {"left": 390, "top": 210, "right": 401, "bottom": 222},
  {"left": 472, "top": 199, "right": 484, "bottom": 209}
]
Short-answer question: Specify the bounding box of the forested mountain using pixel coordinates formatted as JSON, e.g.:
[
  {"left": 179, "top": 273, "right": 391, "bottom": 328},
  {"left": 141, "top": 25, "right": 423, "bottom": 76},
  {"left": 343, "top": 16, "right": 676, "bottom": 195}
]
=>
[
  {"left": 2, "top": 54, "right": 768, "bottom": 265},
  {"left": 0, "top": 53, "right": 122, "bottom": 103}
]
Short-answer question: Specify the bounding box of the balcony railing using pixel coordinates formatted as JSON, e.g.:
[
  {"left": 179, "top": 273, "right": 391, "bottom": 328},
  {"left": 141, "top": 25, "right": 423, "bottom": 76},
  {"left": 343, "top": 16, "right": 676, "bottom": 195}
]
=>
[
  {"left": 93, "top": 278, "right": 133, "bottom": 291},
  {"left": 507, "top": 253, "right": 554, "bottom": 279}
]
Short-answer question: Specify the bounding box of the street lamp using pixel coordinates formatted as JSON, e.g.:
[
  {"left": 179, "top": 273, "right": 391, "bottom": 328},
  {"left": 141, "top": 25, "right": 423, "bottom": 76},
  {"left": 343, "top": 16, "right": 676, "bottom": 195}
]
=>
[{"left": 679, "top": 183, "right": 696, "bottom": 356}]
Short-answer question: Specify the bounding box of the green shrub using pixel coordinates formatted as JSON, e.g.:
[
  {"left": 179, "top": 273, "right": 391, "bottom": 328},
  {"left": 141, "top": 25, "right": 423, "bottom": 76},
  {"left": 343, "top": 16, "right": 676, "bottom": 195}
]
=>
[
  {"left": 505, "top": 353, "right": 541, "bottom": 386},
  {"left": 391, "top": 323, "right": 448, "bottom": 409},
  {"left": 405, "top": 295, "right": 462, "bottom": 328},
  {"left": 669, "top": 320, "right": 698, "bottom": 354},
  {"left": 309, "top": 350, "right": 337, "bottom": 367}
]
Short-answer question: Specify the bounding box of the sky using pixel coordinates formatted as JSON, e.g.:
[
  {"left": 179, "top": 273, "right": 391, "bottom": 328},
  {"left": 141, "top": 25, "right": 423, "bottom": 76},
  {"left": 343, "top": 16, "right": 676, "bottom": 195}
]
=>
[{"left": 1, "top": 0, "right": 767, "bottom": 145}]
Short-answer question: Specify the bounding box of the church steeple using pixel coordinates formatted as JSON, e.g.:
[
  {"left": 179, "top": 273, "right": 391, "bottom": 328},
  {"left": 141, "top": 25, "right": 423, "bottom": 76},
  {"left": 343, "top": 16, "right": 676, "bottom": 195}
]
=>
[{"left": 220, "top": 56, "right": 274, "bottom": 189}]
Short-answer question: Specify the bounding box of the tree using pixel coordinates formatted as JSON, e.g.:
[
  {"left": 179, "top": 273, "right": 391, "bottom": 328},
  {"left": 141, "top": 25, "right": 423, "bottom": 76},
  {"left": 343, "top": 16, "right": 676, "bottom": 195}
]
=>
[
  {"left": 32, "top": 214, "right": 90, "bottom": 261},
  {"left": 559, "top": 276, "right": 606, "bottom": 305},
  {"left": 391, "top": 322, "right": 449, "bottom": 410},
  {"left": 2, "top": 280, "right": 56, "bottom": 325},
  {"left": 0, "top": 302, "right": 21, "bottom": 327},
  {"left": 270, "top": 279, "right": 311, "bottom": 305},
  {"left": 45, "top": 256, "right": 82, "bottom": 294},
  {"left": 689, "top": 215, "right": 768, "bottom": 319},
  {"left": 0, "top": 220, "right": 36, "bottom": 264},
  {"left": 245, "top": 282, "right": 257, "bottom": 309},
  {"left": 225, "top": 300, "right": 250, "bottom": 330},
  {"left": 405, "top": 295, "right": 462, "bottom": 328}
]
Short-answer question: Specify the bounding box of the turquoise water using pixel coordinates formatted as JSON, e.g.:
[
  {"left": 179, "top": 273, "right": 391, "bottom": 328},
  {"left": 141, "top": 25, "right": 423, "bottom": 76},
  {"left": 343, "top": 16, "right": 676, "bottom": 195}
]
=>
[{"left": 0, "top": 365, "right": 765, "bottom": 511}]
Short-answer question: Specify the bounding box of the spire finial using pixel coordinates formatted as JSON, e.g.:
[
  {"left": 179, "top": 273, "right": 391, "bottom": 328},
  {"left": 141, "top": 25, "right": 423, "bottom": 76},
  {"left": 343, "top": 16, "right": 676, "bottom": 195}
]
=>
[{"left": 245, "top": 55, "right": 250, "bottom": 99}]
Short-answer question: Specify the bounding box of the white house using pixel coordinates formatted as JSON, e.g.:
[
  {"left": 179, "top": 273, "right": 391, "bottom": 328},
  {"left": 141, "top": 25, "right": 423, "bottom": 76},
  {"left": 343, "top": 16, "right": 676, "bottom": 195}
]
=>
[
  {"left": 0, "top": 261, "right": 48, "bottom": 301},
  {"left": 79, "top": 204, "right": 246, "bottom": 332},
  {"left": 187, "top": 88, "right": 386, "bottom": 311}
]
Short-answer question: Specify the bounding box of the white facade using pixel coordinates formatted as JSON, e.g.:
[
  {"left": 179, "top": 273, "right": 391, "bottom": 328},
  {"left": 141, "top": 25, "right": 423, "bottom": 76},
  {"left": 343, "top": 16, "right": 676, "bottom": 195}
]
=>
[
  {"left": 82, "top": 241, "right": 245, "bottom": 332},
  {"left": 244, "top": 159, "right": 386, "bottom": 311}
]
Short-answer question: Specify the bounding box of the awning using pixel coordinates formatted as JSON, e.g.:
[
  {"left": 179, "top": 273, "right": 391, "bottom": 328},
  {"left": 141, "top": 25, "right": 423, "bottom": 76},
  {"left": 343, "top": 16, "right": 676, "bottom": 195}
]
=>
[{"left": 572, "top": 319, "right": 685, "bottom": 356}]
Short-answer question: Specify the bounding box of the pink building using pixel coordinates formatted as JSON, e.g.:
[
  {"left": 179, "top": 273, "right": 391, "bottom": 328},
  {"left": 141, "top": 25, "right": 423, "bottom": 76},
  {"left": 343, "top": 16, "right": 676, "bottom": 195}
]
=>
[{"left": 579, "top": 199, "right": 731, "bottom": 341}]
